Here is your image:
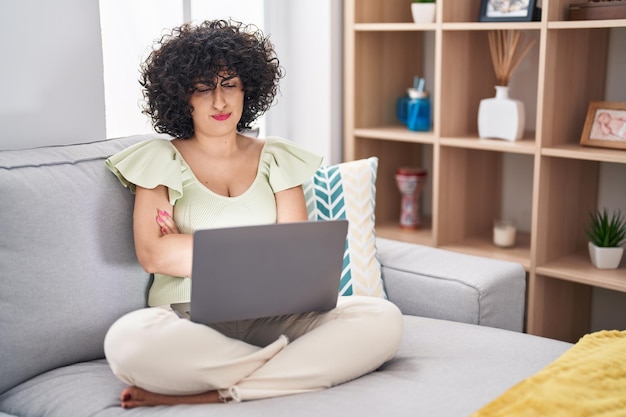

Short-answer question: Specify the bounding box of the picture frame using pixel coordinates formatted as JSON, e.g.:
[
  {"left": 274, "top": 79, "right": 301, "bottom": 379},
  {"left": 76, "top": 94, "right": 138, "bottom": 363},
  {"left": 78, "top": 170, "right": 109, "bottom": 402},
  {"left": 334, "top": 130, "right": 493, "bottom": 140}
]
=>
[
  {"left": 580, "top": 101, "right": 626, "bottom": 150},
  {"left": 479, "top": 0, "right": 537, "bottom": 22}
]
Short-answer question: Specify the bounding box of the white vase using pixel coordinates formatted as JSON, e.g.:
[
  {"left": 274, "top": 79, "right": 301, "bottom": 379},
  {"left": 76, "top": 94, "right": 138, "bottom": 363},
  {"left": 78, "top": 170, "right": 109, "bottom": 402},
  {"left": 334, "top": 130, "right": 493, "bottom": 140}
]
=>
[
  {"left": 478, "top": 86, "right": 525, "bottom": 141},
  {"left": 588, "top": 242, "right": 624, "bottom": 269},
  {"left": 411, "top": 3, "right": 436, "bottom": 23}
]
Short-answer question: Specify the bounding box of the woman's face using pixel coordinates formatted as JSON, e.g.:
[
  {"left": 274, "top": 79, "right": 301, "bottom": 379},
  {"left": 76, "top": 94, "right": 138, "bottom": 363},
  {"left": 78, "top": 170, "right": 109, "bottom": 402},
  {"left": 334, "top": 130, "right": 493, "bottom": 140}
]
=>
[{"left": 189, "top": 72, "right": 244, "bottom": 138}]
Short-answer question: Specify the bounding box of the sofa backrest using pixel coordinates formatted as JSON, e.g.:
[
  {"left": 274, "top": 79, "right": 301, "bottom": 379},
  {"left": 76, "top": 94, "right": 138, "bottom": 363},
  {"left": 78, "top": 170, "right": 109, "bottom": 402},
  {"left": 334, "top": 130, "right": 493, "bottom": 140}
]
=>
[{"left": 0, "top": 135, "right": 158, "bottom": 394}]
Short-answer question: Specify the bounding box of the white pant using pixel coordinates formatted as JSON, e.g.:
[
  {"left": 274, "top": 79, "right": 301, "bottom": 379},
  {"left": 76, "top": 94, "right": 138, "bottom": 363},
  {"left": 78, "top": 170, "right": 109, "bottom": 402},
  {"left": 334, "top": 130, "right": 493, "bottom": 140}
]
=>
[{"left": 104, "top": 296, "right": 403, "bottom": 401}]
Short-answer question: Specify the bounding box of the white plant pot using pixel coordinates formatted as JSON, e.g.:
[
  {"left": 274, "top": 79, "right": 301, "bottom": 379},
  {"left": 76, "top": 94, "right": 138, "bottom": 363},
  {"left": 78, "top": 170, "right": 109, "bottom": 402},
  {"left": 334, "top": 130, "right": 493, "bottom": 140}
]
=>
[
  {"left": 411, "top": 3, "right": 436, "bottom": 23},
  {"left": 588, "top": 242, "right": 624, "bottom": 269}
]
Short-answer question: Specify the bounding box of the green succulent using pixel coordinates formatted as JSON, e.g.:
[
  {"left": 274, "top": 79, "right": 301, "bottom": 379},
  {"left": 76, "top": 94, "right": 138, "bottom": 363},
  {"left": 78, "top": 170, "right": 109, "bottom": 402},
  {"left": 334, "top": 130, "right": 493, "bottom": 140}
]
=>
[
  {"left": 586, "top": 209, "right": 626, "bottom": 248},
  {"left": 413, "top": 0, "right": 435, "bottom": 3}
]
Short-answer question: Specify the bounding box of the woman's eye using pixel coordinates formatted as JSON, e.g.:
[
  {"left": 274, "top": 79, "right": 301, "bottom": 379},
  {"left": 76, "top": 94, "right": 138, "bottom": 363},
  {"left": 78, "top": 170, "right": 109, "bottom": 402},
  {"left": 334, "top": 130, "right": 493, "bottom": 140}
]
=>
[{"left": 195, "top": 84, "right": 215, "bottom": 93}]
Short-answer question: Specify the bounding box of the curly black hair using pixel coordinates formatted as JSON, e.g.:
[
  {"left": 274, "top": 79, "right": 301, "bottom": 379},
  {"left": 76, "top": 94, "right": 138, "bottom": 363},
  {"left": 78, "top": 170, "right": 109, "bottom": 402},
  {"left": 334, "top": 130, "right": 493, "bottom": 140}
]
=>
[{"left": 140, "top": 20, "right": 284, "bottom": 138}]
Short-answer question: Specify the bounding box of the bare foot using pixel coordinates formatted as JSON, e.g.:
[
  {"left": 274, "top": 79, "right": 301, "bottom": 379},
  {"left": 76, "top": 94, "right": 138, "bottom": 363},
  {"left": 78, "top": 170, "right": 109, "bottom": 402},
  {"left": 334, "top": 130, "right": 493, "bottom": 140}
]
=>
[{"left": 120, "top": 386, "right": 222, "bottom": 408}]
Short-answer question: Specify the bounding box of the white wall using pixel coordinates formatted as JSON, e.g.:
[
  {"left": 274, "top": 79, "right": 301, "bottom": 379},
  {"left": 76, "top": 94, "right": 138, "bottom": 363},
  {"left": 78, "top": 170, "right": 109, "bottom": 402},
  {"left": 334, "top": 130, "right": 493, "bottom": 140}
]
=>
[
  {"left": 190, "top": 0, "right": 264, "bottom": 28},
  {"left": 0, "top": 0, "right": 106, "bottom": 150},
  {"left": 264, "top": 0, "right": 343, "bottom": 164},
  {"left": 99, "top": 0, "right": 183, "bottom": 139}
]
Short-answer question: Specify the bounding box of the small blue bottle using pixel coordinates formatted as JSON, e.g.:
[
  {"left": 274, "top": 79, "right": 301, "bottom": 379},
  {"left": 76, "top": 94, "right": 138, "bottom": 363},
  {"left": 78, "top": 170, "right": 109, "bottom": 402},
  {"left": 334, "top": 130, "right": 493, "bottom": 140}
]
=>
[{"left": 397, "top": 88, "right": 431, "bottom": 132}]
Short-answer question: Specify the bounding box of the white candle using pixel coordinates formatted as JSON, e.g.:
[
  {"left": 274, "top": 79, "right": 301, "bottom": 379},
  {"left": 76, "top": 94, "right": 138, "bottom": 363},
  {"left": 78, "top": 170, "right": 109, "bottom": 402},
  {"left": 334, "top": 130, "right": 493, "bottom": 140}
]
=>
[{"left": 494, "top": 220, "right": 516, "bottom": 248}]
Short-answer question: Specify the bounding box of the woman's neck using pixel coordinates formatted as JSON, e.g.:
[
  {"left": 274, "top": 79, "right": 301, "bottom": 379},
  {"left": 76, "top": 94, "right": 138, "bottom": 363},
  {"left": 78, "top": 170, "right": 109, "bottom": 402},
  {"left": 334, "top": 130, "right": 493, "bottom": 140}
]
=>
[{"left": 189, "top": 132, "right": 241, "bottom": 157}]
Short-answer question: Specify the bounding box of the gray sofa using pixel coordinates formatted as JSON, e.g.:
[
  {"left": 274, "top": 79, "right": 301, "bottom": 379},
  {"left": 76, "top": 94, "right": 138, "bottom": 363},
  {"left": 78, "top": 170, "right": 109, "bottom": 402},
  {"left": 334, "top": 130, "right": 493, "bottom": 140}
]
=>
[{"left": 0, "top": 135, "right": 571, "bottom": 417}]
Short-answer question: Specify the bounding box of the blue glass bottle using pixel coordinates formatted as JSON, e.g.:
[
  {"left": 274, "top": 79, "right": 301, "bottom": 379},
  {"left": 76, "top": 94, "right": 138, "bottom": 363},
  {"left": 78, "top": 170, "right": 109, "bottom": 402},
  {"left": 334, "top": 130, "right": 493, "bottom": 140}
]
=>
[{"left": 396, "top": 89, "right": 431, "bottom": 132}]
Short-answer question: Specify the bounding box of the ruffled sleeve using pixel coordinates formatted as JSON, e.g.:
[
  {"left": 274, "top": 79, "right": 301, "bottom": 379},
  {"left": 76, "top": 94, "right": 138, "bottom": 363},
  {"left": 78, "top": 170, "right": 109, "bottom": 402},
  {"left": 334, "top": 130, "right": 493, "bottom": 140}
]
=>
[
  {"left": 105, "top": 139, "right": 184, "bottom": 205},
  {"left": 262, "top": 138, "right": 323, "bottom": 193}
]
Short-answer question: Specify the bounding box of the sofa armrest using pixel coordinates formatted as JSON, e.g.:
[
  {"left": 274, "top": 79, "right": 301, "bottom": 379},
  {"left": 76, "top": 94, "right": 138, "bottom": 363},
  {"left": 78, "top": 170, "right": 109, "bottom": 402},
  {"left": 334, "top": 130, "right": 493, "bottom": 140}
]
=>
[{"left": 376, "top": 238, "right": 526, "bottom": 332}]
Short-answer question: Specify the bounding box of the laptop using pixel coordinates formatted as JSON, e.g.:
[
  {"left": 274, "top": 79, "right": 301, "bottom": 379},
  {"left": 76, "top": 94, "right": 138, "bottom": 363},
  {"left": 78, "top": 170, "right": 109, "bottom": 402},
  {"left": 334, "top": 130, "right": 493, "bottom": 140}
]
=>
[{"left": 171, "top": 219, "right": 349, "bottom": 324}]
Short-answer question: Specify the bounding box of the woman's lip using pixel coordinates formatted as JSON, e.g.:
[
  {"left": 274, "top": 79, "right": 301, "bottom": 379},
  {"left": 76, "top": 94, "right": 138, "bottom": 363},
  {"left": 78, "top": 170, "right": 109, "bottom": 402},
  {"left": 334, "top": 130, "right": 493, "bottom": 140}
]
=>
[{"left": 212, "top": 113, "right": 231, "bottom": 121}]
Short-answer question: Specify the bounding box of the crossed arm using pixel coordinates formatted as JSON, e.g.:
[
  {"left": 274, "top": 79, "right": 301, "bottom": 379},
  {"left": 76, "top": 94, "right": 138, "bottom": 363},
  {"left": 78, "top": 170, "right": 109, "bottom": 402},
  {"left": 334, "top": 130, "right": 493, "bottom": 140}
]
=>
[{"left": 131, "top": 184, "right": 309, "bottom": 278}]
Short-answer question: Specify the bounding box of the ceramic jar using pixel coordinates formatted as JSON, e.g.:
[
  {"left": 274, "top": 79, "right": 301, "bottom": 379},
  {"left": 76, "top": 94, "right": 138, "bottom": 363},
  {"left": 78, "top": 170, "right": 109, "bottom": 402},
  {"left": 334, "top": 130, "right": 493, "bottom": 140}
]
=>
[{"left": 395, "top": 168, "right": 428, "bottom": 229}]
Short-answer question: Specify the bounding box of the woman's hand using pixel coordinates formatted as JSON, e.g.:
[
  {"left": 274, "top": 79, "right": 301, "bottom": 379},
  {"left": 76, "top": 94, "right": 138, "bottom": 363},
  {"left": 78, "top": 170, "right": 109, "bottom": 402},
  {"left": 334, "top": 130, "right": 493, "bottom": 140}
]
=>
[{"left": 156, "top": 209, "right": 180, "bottom": 235}]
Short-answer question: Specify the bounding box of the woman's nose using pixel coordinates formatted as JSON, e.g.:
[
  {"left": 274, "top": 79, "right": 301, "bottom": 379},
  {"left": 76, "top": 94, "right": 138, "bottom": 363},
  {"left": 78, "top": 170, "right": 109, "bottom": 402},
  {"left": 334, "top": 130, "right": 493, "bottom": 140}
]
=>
[{"left": 212, "top": 87, "right": 226, "bottom": 110}]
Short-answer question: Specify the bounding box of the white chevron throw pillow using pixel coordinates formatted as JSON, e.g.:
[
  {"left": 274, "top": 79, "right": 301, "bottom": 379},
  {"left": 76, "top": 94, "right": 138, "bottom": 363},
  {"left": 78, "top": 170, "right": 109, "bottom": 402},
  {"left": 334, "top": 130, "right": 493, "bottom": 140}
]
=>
[{"left": 303, "top": 157, "right": 386, "bottom": 298}]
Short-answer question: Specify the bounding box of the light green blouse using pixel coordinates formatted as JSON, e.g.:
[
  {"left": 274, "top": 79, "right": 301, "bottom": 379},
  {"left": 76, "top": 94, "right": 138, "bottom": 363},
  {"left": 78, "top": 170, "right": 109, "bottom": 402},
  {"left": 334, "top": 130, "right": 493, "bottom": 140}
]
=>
[{"left": 106, "top": 137, "right": 322, "bottom": 306}]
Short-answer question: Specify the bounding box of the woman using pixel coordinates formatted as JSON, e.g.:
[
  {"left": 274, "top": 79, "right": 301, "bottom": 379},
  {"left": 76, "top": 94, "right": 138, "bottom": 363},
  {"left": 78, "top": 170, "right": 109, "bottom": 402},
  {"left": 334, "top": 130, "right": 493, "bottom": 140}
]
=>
[{"left": 104, "top": 19, "right": 403, "bottom": 408}]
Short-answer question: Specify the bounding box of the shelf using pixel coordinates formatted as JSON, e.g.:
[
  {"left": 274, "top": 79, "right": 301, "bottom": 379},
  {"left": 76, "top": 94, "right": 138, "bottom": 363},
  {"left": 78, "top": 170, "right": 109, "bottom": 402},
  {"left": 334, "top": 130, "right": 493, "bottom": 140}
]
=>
[
  {"left": 345, "top": 0, "right": 626, "bottom": 343},
  {"left": 376, "top": 220, "right": 434, "bottom": 247},
  {"left": 351, "top": 20, "right": 626, "bottom": 32},
  {"left": 354, "top": 126, "right": 436, "bottom": 144},
  {"left": 439, "top": 233, "right": 532, "bottom": 270},
  {"left": 548, "top": 19, "right": 626, "bottom": 29},
  {"left": 537, "top": 252, "right": 626, "bottom": 293},
  {"left": 353, "top": 129, "right": 539, "bottom": 153},
  {"left": 354, "top": 23, "right": 436, "bottom": 32},
  {"left": 542, "top": 144, "right": 626, "bottom": 163},
  {"left": 442, "top": 22, "right": 541, "bottom": 31},
  {"left": 353, "top": 21, "right": 562, "bottom": 32},
  {"left": 440, "top": 136, "right": 537, "bottom": 154},
  {"left": 349, "top": 21, "right": 624, "bottom": 32}
]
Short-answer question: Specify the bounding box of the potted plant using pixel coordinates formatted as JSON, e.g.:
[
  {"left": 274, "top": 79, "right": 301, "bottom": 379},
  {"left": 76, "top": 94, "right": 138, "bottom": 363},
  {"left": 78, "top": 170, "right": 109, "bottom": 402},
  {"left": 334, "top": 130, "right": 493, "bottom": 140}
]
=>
[
  {"left": 586, "top": 208, "right": 626, "bottom": 269},
  {"left": 411, "top": 0, "right": 436, "bottom": 23}
]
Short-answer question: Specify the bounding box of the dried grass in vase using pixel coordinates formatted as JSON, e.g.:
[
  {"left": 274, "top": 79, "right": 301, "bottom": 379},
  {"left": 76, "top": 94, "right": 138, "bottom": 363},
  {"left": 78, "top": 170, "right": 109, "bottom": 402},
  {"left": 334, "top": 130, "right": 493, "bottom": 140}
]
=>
[{"left": 488, "top": 30, "right": 536, "bottom": 86}]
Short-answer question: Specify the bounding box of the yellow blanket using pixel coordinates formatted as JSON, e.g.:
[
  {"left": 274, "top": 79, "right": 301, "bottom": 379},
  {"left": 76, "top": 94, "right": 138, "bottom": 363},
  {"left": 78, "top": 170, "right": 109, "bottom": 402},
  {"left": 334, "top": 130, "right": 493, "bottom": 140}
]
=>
[{"left": 472, "top": 330, "right": 626, "bottom": 417}]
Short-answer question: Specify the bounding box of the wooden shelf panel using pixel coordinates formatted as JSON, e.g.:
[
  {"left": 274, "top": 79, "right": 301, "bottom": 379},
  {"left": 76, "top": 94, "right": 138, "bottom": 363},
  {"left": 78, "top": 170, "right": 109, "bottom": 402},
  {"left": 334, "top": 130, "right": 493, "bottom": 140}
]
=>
[
  {"left": 355, "top": 23, "right": 436, "bottom": 31},
  {"left": 442, "top": 22, "right": 541, "bottom": 31},
  {"left": 353, "top": 128, "right": 539, "bottom": 153},
  {"left": 537, "top": 252, "right": 626, "bottom": 293},
  {"left": 353, "top": 20, "right": 626, "bottom": 32},
  {"left": 548, "top": 19, "right": 626, "bottom": 29},
  {"left": 542, "top": 144, "right": 626, "bottom": 164},
  {"left": 354, "top": 126, "right": 436, "bottom": 144},
  {"left": 440, "top": 136, "right": 537, "bottom": 154},
  {"left": 348, "top": 20, "right": 626, "bottom": 32},
  {"left": 439, "top": 233, "right": 532, "bottom": 270},
  {"left": 376, "top": 220, "right": 434, "bottom": 247}
]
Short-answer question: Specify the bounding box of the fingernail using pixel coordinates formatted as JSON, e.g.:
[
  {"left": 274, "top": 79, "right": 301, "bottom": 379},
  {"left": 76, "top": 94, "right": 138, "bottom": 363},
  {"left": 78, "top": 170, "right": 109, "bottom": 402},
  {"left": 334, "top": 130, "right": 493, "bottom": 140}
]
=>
[
  {"left": 157, "top": 216, "right": 163, "bottom": 224},
  {"left": 161, "top": 227, "right": 167, "bottom": 234},
  {"left": 163, "top": 211, "right": 171, "bottom": 217}
]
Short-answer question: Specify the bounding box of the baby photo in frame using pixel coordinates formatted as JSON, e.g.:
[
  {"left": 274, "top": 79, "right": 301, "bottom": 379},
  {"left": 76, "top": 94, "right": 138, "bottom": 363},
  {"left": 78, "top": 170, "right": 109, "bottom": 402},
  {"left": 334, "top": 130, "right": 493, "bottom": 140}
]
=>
[
  {"left": 479, "top": 0, "right": 537, "bottom": 22},
  {"left": 580, "top": 101, "right": 626, "bottom": 150}
]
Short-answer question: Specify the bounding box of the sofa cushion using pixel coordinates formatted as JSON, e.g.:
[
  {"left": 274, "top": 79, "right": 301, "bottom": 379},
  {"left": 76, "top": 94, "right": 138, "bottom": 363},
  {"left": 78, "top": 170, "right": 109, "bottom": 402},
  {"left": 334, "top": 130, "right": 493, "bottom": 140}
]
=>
[
  {"left": 304, "top": 157, "right": 385, "bottom": 298},
  {"left": 0, "top": 135, "right": 158, "bottom": 395},
  {"left": 377, "top": 238, "right": 526, "bottom": 332},
  {"left": 0, "top": 316, "right": 571, "bottom": 417}
]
